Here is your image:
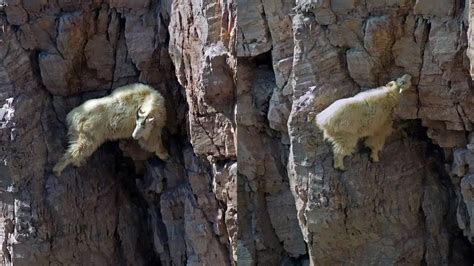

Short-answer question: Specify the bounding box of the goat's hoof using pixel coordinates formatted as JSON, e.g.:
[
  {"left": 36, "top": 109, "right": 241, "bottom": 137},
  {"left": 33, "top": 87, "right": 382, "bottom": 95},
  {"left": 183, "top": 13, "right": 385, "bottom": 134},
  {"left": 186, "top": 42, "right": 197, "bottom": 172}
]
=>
[
  {"left": 370, "top": 155, "right": 380, "bottom": 162},
  {"left": 334, "top": 163, "right": 346, "bottom": 171},
  {"left": 156, "top": 151, "right": 170, "bottom": 160},
  {"left": 53, "top": 169, "right": 61, "bottom": 176}
]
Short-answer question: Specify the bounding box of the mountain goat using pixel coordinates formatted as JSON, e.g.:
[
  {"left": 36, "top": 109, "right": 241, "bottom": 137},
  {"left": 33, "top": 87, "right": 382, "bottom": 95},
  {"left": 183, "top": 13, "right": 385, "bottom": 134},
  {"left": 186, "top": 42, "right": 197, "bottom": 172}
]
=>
[
  {"left": 53, "top": 83, "right": 169, "bottom": 176},
  {"left": 316, "top": 74, "right": 412, "bottom": 170}
]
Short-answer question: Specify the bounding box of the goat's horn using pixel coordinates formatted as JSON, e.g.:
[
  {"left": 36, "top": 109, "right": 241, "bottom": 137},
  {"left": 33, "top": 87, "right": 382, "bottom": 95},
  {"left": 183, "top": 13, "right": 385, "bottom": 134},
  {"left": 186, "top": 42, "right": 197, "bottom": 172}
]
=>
[{"left": 136, "top": 107, "right": 141, "bottom": 119}]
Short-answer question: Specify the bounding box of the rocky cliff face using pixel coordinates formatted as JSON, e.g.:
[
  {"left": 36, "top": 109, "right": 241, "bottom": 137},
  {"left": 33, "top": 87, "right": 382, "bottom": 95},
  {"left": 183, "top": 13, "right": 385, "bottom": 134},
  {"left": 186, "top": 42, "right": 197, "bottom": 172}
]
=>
[
  {"left": 0, "top": 0, "right": 473, "bottom": 265},
  {"left": 0, "top": 0, "right": 235, "bottom": 265},
  {"left": 237, "top": 0, "right": 473, "bottom": 264}
]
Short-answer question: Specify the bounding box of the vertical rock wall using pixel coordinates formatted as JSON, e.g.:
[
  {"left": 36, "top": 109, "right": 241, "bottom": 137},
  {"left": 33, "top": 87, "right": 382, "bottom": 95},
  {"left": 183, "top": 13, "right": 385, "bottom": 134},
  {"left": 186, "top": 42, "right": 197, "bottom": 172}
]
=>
[{"left": 236, "top": 1, "right": 309, "bottom": 264}]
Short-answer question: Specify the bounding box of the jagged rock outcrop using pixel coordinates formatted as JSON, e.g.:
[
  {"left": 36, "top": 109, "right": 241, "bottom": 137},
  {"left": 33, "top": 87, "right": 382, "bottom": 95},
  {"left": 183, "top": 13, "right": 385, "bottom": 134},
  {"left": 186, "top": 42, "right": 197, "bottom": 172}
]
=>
[{"left": 451, "top": 136, "right": 474, "bottom": 243}]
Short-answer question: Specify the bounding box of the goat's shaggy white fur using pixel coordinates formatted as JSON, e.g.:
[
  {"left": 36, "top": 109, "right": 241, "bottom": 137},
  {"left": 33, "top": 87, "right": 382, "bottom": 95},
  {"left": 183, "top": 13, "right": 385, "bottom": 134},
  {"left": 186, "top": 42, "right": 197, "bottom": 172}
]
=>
[
  {"left": 316, "top": 74, "right": 412, "bottom": 170},
  {"left": 53, "top": 83, "right": 169, "bottom": 176}
]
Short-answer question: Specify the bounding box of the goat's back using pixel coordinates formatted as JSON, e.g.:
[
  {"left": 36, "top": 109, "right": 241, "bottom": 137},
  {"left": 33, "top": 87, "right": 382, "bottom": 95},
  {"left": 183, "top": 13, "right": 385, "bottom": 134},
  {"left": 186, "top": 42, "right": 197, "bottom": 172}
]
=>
[{"left": 316, "top": 86, "right": 395, "bottom": 134}]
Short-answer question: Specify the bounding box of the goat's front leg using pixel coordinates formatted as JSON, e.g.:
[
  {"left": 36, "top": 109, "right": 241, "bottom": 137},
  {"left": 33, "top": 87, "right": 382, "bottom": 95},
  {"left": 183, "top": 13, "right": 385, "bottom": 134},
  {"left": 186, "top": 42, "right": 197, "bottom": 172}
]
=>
[
  {"left": 53, "top": 153, "right": 73, "bottom": 176},
  {"left": 138, "top": 131, "right": 169, "bottom": 160},
  {"left": 153, "top": 133, "right": 169, "bottom": 160}
]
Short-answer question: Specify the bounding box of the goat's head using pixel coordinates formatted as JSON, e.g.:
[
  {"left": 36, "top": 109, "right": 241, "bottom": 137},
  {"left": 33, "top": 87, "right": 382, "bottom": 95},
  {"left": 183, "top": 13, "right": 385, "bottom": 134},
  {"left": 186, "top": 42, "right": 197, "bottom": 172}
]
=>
[
  {"left": 396, "top": 74, "right": 412, "bottom": 93},
  {"left": 132, "top": 105, "right": 155, "bottom": 140}
]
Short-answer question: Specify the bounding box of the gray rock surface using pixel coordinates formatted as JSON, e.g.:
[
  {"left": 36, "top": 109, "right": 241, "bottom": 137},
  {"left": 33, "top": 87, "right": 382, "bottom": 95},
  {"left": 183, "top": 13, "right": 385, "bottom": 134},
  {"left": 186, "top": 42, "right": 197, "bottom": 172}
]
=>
[{"left": 451, "top": 143, "right": 474, "bottom": 243}]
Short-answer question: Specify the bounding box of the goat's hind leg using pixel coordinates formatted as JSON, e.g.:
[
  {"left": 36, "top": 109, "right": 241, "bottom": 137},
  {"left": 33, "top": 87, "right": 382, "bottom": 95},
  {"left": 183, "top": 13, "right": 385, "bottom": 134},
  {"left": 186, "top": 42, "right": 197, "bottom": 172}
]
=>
[
  {"left": 331, "top": 135, "right": 358, "bottom": 171},
  {"left": 53, "top": 130, "right": 101, "bottom": 176},
  {"left": 53, "top": 136, "right": 91, "bottom": 176},
  {"left": 53, "top": 152, "right": 74, "bottom": 176},
  {"left": 53, "top": 132, "right": 79, "bottom": 176},
  {"left": 62, "top": 133, "right": 99, "bottom": 170}
]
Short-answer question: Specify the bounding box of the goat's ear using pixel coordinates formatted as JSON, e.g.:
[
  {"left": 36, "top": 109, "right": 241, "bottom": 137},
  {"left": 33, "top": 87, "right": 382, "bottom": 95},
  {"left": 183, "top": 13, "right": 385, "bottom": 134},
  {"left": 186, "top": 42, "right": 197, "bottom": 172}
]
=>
[{"left": 386, "top": 81, "right": 396, "bottom": 88}]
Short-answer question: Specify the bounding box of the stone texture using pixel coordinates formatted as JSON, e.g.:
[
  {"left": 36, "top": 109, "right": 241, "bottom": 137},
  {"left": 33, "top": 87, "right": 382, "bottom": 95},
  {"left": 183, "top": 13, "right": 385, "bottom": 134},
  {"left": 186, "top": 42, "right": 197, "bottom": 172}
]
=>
[
  {"left": 346, "top": 48, "right": 381, "bottom": 87},
  {"left": 236, "top": 0, "right": 271, "bottom": 57},
  {"left": 4, "top": 3, "right": 28, "bottom": 25},
  {"left": 124, "top": 13, "right": 156, "bottom": 71},
  {"left": 84, "top": 35, "right": 115, "bottom": 81},
  {"left": 201, "top": 43, "right": 235, "bottom": 116},
  {"left": 168, "top": 0, "right": 237, "bottom": 160},
  {"left": 56, "top": 12, "right": 86, "bottom": 60},
  {"left": 235, "top": 1, "right": 306, "bottom": 260},
  {"left": 109, "top": 0, "right": 150, "bottom": 10},
  {"left": 451, "top": 147, "right": 474, "bottom": 243},
  {"left": 414, "top": 0, "right": 455, "bottom": 18},
  {"left": 460, "top": 174, "right": 474, "bottom": 242},
  {"left": 38, "top": 52, "right": 74, "bottom": 95}
]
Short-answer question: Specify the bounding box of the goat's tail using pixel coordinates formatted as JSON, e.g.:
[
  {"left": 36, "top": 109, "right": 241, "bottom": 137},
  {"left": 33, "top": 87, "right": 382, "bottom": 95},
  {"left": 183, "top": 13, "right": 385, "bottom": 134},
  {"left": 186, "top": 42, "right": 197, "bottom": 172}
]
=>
[{"left": 315, "top": 110, "right": 333, "bottom": 130}]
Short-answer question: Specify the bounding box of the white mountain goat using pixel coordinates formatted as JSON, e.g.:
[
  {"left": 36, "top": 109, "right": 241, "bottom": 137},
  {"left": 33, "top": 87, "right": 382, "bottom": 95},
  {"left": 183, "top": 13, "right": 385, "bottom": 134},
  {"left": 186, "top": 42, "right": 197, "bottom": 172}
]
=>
[
  {"left": 316, "top": 74, "right": 412, "bottom": 170},
  {"left": 53, "top": 83, "right": 169, "bottom": 176}
]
